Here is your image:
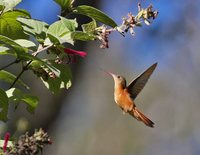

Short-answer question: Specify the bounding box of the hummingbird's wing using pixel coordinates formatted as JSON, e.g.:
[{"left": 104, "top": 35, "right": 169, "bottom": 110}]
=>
[{"left": 127, "top": 63, "right": 157, "bottom": 100}]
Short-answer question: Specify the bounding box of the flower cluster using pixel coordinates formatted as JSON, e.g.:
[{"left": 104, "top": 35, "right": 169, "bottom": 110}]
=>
[
  {"left": 6, "top": 129, "right": 51, "bottom": 155},
  {"left": 96, "top": 3, "right": 158, "bottom": 49},
  {"left": 96, "top": 25, "right": 111, "bottom": 49}
]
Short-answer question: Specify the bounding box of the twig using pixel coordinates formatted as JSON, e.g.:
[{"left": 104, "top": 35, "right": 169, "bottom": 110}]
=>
[
  {"left": 32, "top": 44, "right": 53, "bottom": 56},
  {"left": 0, "top": 59, "right": 20, "bottom": 71},
  {"left": 9, "top": 66, "right": 25, "bottom": 89}
]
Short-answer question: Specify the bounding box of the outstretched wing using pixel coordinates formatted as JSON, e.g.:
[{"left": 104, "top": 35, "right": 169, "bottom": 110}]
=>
[{"left": 127, "top": 63, "right": 157, "bottom": 100}]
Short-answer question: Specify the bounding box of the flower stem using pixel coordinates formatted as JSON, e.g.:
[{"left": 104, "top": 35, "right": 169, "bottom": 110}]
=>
[
  {"left": 9, "top": 65, "right": 26, "bottom": 89},
  {"left": 0, "top": 59, "right": 20, "bottom": 71}
]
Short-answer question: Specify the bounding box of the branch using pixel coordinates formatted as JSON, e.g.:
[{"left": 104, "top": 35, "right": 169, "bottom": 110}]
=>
[
  {"left": 32, "top": 44, "right": 53, "bottom": 56},
  {"left": 9, "top": 66, "right": 25, "bottom": 89},
  {"left": 0, "top": 59, "right": 20, "bottom": 71},
  {"left": 9, "top": 44, "right": 53, "bottom": 89}
]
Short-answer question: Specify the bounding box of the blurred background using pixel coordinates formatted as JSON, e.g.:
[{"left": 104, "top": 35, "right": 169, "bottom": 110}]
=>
[{"left": 2, "top": 0, "right": 200, "bottom": 154}]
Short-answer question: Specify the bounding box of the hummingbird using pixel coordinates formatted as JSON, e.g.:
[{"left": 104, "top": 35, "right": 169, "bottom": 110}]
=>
[{"left": 107, "top": 63, "right": 157, "bottom": 128}]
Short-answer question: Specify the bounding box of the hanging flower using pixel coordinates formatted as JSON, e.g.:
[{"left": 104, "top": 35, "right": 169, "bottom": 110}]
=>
[
  {"left": 3, "top": 132, "right": 10, "bottom": 153},
  {"left": 64, "top": 48, "right": 87, "bottom": 57}
]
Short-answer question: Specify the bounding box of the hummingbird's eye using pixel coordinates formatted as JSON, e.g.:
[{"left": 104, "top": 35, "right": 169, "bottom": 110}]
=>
[{"left": 117, "top": 76, "right": 121, "bottom": 79}]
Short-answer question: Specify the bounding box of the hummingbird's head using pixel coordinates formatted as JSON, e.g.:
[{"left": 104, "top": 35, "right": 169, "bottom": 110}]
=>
[{"left": 108, "top": 72, "right": 126, "bottom": 88}]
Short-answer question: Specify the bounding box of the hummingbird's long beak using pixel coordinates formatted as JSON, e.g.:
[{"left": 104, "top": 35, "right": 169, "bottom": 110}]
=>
[
  {"left": 104, "top": 70, "right": 116, "bottom": 79},
  {"left": 99, "top": 67, "right": 116, "bottom": 78}
]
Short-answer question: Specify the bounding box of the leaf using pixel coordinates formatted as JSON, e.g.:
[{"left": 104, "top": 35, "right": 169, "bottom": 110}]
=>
[
  {"left": 0, "top": 10, "right": 30, "bottom": 39},
  {"left": 47, "top": 19, "right": 77, "bottom": 44},
  {"left": 71, "top": 31, "right": 96, "bottom": 41},
  {"left": 41, "top": 63, "right": 72, "bottom": 94},
  {"left": 19, "top": 53, "right": 61, "bottom": 78},
  {"left": 0, "top": 0, "right": 22, "bottom": 12},
  {"left": 59, "top": 16, "right": 77, "bottom": 32},
  {"left": 53, "top": 63, "right": 72, "bottom": 85},
  {"left": 17, "top": 17, "right": 48, "bottom": 40},
  {"left": 15, "top": 39, "right": 36, "bottom": 48},
  {"left": 46, "top": 33, "right": 60, "bottom": 44},
  {"left": 0, "top": 35, "right": 27, "bottom": 54},
  {"left": 0, "top": 46, "right": 10, "bottom": 54},
  {"left": 0, "top": 88, "right": 9, "bottom": 122},
  {"left": 29, "top": 59, "right": 61, "bottom": 78},
  {"left": 41, "top": 78, "right": 63, "bottom": 94},
  {"left": 47, "top": 20, "right": 68, "bottom": 37},
  {"left": 6, "top": 88, "right": 39, "bottom": 113},
  {"left": 0, "top": 35, "right": 42, "bottom": 61},
  {"left": 0, "top": 70, "right": 29, "bottom": 89},
  {"left": 82, "top": 20, "right": 97, "bottom": 33},
  {"left": 2, "top": 9, "right": 30, "bottom": 19},
  {"left": 0, "top": 48, "right": 15, "bottom": 55},
  {"left": 0, "top": 5, "right": 5, "bottom": 12},
  {"left": 73, "top": 5, "right": 117, "bottom": 28},
  {"left": 21, "top": 94, "right": 39, "bottom": 112},
  {"left": 17, "top": 52, "right": 40, "bottom": 61},
  {"left": 54, "top": 0, "right": 73, "bottom": 10}
]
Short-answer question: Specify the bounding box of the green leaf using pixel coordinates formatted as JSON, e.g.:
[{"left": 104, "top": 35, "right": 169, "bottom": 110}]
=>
[
  {"left": 71, "top": 31, "right": 96, "bottom": 41},
  {"left": 0, "top": 5, "right": 5, "bottom": 12},
  {"left": 0, "top": 48, "right": 15, "bottom": 55},
  {"left": 18, "top": 53, "right": 61, "bottom": 78},
  {"left": 54, "top": 0, "right": 73, "bottom": 10},
  {"left": 73, "top": 5, "right": 117, "bottom": 28},
  {"left": 0, "top": 70, "right": 29, "bottom": 89},
  {"left": 41, "top": 78, "right": 62, "bottom": 94},
  {"left": 15, "top": 39, "right": 36, "bottom": 48},
  {"left": 2, "top": 9, "right": 30, "bottom": 19},
  {"left": 0, "top": 46, "right": 9, "bottom": 54},
  {"left": 46, "top": 33, "right": 61, "bottom": 44},
  {"left": 48, "top": 20, "right": 68, "bottom": 37},
  {"left": 0, "top": 0, "right": 22, "bottom": 12},
  {"left": 29, "top": 59, "right": 61, "bottom": 78},
  {"left": 41, "top": 64, "right": 72, "bottom": 94},
  {"left": 59, "top": 16, "right": 77, "bottom": 32},
  {"left": 6, "top": 88, "right": 39, "bottom": 113},
  {"left": 0, "top": 36, "right": 42, "bottom": 61},
  {"left": 47, "top": 19, "right": 77, "bottom": 44},
  {"left": 0, "top": 35, "right": 26, "bottom": 54},
  {"left": 0, "top": 10, "right": 30, "bottom": 39},
  {"left": 17, "top": 52, "right": 40, "bottom": 61},
  {"left": 82, "top": 20, "right": 97, "bottom": 33},
  {"left": 53, "top": 63, "right": 72, "bottom": 84},
  {"left": 9, "top": 0, "right": 22, "bottom": 7},
  {"left": 17, "top": 17, "right": 48, "bottom": 41},
  {"left": 0, "top": 88, "right": 9, "bottom": 122},
  {"left": 0, "top": 16, "right": 24, "bottom": 39}
]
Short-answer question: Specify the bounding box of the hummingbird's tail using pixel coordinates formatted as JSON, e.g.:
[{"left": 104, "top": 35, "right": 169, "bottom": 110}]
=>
[{"left": 129, "top": 108, "right": 154, "bottom": 128}]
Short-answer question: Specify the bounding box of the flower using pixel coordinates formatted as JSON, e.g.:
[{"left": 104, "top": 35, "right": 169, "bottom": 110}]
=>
[
  {"left": 6, "top": 129, "right": 52, "bottom": 154},
  {"left": 3, "top": 132, "right": 10, "bottom": 153},
  {"left": 64, "top": 48, "right": 87, "bottom": 57},
  {"left": 96, "top": 25, "right": 110, "bottom": 49}
]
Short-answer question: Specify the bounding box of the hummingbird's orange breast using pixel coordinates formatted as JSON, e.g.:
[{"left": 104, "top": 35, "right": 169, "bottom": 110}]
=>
[{"left": 114, "top": 88, "right": 134, "bottom": 112}]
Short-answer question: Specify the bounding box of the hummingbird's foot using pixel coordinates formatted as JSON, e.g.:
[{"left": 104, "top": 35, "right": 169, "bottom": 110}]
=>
[{"left": 122, "top": 111, "right": 126, "bottom": 115}]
